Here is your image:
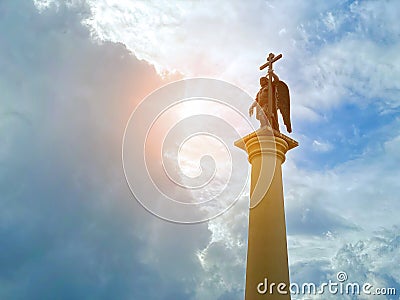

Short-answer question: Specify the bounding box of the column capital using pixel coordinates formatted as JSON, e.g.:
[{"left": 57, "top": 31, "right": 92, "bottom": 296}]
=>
[{"left": 234, "top": 126, "right": 298, "bottom": 163}]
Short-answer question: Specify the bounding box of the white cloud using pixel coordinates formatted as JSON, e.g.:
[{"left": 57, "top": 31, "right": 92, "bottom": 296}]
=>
[
  {"left": 312, "top": 140, "right": 333, "bottom": 152},
  {"left": 195, "top": 194, "right": 249, "bottom": 299},
  {"left": 384, "top": 134, "right": 400, "bottom": 161},
  {"left": 300, "top": 37, "right": 400, "bottom": 112},
  {"left": 33, "top": 0, "right": 54, "bottom": 10},
  {"left": 82, "top": 1, "right": 329, "bottom": 86},
  {"left": 323, "top": 12, "right": 338, "bottom": 32}
]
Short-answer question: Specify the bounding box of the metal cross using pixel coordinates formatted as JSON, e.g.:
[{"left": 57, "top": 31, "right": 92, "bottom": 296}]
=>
[{"left": 259, "top": 53, "right": 282, "bottom": 130}]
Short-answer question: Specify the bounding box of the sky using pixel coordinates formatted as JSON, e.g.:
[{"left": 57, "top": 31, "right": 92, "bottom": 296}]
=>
[{"left": 1, "top": 0, "right": 400, "bottom": 299}]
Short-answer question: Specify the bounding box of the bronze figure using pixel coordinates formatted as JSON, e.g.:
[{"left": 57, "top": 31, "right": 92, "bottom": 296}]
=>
[{"left": 249, "top": 53, "right": 292, "bottom": 133}]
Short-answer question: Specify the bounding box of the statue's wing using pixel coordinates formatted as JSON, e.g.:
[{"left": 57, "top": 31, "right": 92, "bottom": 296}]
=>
[{"left": 276, "top": 80, "right": 292, "bottom": 133}]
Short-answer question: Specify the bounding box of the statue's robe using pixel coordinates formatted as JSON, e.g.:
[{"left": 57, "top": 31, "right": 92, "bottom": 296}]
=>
[{"left": 255, "top": 84, "right": 279, "bottom": 131}]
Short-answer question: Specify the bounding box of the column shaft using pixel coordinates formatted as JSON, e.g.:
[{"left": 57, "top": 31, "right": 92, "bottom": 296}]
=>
[{"left": 234, "top": 132, "right": 296, "bottom": 300}]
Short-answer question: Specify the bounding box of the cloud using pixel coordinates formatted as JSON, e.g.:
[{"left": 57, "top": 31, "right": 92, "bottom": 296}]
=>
[
  {"left": 286, "top": 227, "right": 400, "bottom": 300},
  {"left": 312, "top": 140, "right": 333, "bottom": 153},
  {"left": 195, "top": 194, "right": 249, "bottom": 299},
  {"left": 0, "top": 1, "right": 212, "bottom": 299},
  {"left": 286, "top": 198, "right": 358, "bottom": 236},
  {"left": 290, "top": 259, "right": 332, "bottom": 287},
  {"left": 82, "top": 1, "right": 334, "bottom": 87}
]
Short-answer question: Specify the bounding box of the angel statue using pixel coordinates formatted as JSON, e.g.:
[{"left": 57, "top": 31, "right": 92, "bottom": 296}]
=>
[{"left": 249, "top": 53, "right": 292, "bottom": 133}]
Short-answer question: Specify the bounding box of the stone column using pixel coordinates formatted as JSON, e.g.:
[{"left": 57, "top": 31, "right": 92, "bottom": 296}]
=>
[{"left": 235, "top": 127, "right": 298, "bottom": 299}]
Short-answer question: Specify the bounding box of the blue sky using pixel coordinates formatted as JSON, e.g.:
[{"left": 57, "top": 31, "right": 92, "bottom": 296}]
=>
[{"left": 1, "top": 0, "right": 400, "bottom": 299}]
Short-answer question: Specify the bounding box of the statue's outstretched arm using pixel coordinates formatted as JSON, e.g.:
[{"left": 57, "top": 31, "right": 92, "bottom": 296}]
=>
[{"left": 249, "top": 101, "right": 257, "bottom": 117}]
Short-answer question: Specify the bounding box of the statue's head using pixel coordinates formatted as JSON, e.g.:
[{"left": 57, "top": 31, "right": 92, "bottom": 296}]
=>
[{"left": 260, "top": 76, "right": 267, "bottom": 87}]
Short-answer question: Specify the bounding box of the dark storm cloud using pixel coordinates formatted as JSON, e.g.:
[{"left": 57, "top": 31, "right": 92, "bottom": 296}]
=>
[{"left": 0, "top": 1, "right": 210, "bottom": 299}]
